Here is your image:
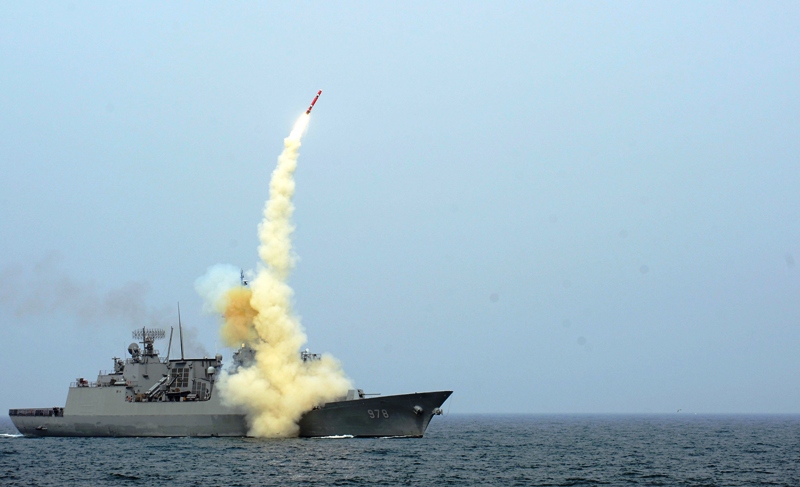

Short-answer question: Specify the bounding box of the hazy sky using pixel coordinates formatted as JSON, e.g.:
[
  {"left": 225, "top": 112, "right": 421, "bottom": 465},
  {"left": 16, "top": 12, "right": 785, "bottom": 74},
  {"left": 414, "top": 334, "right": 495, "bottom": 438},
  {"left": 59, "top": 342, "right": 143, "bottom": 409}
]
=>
[{"left": 1, "top": 2, "right": 798, "bottom": 415}]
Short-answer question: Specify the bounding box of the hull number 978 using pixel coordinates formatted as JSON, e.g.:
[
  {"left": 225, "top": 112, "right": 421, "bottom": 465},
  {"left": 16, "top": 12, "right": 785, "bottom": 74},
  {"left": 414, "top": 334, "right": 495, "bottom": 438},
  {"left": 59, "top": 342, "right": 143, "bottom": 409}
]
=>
[{"left": 367, "top": 409, "right": 389, "bottom": 419}]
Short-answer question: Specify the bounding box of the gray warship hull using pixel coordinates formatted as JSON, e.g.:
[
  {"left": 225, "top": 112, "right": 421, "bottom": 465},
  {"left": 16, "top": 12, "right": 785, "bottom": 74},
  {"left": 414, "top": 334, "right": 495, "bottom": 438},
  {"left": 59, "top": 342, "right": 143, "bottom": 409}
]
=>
[
  {"left": 10, "top": 331, "right": 451, "bottom": 438},
  {"left": 10, "top": 390, "right": 451, "bottom": 438},
  {"left": 10, "top": 386, "right": 248, "bottom": 437},
  {"left": 299, "top": 390, "right": 452, "bottom": 437}
]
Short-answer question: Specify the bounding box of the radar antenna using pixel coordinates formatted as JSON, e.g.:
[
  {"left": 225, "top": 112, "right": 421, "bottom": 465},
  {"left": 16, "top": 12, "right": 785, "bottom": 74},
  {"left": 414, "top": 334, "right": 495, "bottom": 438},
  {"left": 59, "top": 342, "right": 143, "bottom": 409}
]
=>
[
  {"left": 132, "top": 328, "right": 166, "bottom": 341},
  {"left": 132, "top": 327, "right": 166, "bottom": 357}
]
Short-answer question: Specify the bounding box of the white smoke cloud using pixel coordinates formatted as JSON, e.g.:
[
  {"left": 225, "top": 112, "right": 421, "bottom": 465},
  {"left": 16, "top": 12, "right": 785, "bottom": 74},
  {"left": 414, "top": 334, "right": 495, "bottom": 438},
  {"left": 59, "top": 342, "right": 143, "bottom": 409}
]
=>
[{"left": 194, "top": 264, "right": 243, "bottom": 314}]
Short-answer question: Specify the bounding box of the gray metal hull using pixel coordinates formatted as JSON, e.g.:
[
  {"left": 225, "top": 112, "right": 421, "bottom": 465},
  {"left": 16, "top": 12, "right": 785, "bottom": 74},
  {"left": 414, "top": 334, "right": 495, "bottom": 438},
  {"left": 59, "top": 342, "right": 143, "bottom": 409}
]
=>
[
  {"left": 11, "top": 386, "right": 248, "bottom": 437},
  {"left": 11, "top": 387, "right": 452, "bottom": 438},
  {"left": 299, "top": 391, "right": 453, "bottom": 437},
  {"left": 11, "top": 413, "right": 248, "bottom": 437}
]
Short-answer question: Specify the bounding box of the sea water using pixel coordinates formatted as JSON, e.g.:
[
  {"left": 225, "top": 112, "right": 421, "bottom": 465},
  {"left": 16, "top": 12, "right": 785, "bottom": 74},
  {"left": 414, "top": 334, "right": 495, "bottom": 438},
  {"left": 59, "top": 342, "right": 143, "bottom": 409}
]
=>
[{"left": 2, "top": 414, "right": 798, "bottom": 486}]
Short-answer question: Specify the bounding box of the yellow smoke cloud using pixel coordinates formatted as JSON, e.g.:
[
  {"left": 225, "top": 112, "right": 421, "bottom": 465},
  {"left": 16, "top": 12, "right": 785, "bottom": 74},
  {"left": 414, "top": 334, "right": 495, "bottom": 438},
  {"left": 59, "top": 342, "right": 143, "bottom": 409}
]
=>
[
  {"left": 214, "top": 114, "right": 352, "bottom": 437},
  {"left": 220, "top": 286, "right": 257, "bottom": 346}
]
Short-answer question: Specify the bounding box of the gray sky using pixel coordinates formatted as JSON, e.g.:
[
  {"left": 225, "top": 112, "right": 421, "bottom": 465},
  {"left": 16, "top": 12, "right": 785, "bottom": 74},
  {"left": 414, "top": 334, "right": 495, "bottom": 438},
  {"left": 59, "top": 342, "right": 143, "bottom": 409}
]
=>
[{"left": 1, "top": 2, "right": 798, "bottom": 414}]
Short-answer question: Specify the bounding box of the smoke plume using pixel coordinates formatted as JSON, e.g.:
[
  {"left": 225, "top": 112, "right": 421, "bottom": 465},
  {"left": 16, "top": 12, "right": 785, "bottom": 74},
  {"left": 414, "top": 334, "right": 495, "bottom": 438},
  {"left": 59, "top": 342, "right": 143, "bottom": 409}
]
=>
[
  {"left": 197, "top": 114, "right": 351, "bottom": 437},
  {"left": 2, "top": 253, "right": 210, "bottom": 358},
  {"left": 0, "top": 252, "right": 171, "bottom": 329}
]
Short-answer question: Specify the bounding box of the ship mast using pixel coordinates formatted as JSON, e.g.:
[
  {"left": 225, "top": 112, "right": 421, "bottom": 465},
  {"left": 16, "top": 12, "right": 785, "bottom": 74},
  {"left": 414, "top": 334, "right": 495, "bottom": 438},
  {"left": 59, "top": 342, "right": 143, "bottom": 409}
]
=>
[
  {"left": 166, "top": 326, "right": 174, "bottom": 362},
  {"left": 178, "top": 303, "right": 185, "bottom": 360}
]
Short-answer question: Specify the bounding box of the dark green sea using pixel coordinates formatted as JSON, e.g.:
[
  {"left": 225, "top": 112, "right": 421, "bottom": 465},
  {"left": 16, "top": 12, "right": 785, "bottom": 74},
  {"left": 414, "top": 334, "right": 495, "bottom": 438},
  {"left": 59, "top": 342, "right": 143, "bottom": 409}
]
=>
[{"left": 2, "top": 414, "right": 798, "bottom": 486}]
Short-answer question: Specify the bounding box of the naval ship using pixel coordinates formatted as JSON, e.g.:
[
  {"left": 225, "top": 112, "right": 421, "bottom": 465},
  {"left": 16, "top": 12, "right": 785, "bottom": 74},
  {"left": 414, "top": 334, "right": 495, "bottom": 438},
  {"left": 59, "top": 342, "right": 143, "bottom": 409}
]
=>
[{"left": 9, "top": 327, "right": 452, "bottom": 437}]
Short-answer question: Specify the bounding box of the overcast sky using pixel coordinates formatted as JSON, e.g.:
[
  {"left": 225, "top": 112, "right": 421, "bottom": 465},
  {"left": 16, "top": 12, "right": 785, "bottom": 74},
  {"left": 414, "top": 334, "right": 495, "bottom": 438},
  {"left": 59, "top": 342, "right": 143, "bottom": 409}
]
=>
[{"left": 1, "top": 2, "right": 798, "bottom": 415}]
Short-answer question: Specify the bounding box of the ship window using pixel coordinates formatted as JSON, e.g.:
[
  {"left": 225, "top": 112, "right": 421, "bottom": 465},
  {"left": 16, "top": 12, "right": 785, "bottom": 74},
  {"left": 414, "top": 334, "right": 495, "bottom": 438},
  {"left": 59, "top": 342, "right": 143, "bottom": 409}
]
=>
[
  {"left": 192, "top": 381, "right": 207, "bottom": 399},
  {"left": 171, "top": 367, "right": 189, "bottom": 388}
]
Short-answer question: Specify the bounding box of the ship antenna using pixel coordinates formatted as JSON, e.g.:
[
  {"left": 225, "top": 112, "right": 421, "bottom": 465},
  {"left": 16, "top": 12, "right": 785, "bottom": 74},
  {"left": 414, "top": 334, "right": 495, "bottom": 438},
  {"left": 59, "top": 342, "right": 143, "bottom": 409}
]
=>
[
  {"left": 178, "top": 302, "right": 185, "bottom": 360},
  {"left": 166, "top": 326, "right": 174, "bottom": 362}
]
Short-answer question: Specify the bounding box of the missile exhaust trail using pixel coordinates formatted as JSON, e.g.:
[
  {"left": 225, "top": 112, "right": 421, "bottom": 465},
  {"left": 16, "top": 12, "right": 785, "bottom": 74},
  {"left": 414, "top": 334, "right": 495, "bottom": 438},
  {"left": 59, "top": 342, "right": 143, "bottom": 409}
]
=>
[{"left": 198, "top": 89, "right": 350, "bottom": 437}]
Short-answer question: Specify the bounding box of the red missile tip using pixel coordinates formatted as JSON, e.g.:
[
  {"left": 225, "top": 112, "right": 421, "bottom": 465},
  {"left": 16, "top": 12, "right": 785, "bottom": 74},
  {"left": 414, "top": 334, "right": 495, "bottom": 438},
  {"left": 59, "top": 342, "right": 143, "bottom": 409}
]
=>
[{"left": 306, "top": 90, "right": 322, "bottom": 115}]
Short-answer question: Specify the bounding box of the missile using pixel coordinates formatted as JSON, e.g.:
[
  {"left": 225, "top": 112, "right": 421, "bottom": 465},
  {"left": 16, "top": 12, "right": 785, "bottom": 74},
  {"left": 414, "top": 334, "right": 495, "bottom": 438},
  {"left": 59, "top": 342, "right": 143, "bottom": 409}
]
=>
[{"left": 306, "top": 90, "right": 322, "bottom": 114}]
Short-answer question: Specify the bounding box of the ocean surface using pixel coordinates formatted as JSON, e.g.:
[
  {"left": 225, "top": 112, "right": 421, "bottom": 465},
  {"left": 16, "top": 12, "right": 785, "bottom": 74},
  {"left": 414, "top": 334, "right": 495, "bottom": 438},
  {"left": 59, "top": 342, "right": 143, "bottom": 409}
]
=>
[{"left": 2, "top": 414, "right": 799, "bottom": 486}]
